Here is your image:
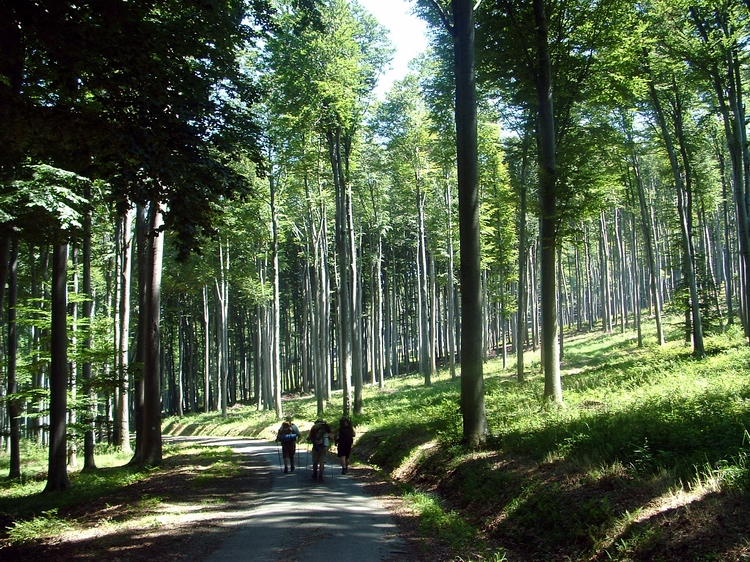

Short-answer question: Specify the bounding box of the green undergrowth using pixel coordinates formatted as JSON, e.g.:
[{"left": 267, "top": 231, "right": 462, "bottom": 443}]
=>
[
  {"left": 162, "top": 318, "right": 750, "bottom": 560},
  {"left": 0, "top": 442, "right": 246, "bottom": 547}
]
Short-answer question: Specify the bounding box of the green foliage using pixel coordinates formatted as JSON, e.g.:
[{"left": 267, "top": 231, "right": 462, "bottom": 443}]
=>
[
  {"left": 5, "top": 508, "right": 73, "bottom": 545},
  {"left": 166, "top": 315, "right": 750, "bottom": 560},
  {"left": 2, "top": 165, "right": 89, "bottom": 243},
  {"left": 0, "top": 441, "right": 250, "bottom": 547},
  {"left": 403, "top": 490, "right": 476, "bottom": 548}
]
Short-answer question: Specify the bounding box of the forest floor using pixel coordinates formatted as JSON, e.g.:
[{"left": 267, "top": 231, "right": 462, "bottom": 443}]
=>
[{"left": 0, "top": 438, "right": 440, "bottom": 562}]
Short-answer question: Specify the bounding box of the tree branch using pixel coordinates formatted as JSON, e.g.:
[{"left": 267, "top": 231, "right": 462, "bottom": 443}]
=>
[{"left": 424, "top": 0, "right": 455, "bottom": 38}]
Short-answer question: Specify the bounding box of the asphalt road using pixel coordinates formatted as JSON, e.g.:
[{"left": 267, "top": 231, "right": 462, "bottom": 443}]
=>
[{"left": 167, "top": 436, "right": 409, "bottom": 562}]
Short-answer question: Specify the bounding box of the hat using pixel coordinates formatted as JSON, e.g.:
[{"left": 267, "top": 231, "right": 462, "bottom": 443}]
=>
[
  {"left": 285, "top": 415, "right": 292, "bottom": 422},
  {"left": 315, "top": 418, "right": 324, "bottom": 423}
]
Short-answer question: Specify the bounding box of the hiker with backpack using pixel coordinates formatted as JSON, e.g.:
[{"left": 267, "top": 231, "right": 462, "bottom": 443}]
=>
[
  {"left": 276, "top": 416, "right": 301, "bottom": 473},
  {"left": 308, "top": 418, "right": 332, "bottom": 481},
  {"left": 334, "top": 416, "right": 356, "bottom": 474}
]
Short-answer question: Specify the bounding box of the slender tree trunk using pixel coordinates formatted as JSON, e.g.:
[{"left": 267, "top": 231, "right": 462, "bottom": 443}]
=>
[
  {"left": 130, "top": 206, "right": 146, "bottom": 462},
  {"left": 615, "top": 210, "right": 627, "bottom": 332},
  {"left": 627, "top": 120, "right": 665, "bottom": 345},
  {"left": 222, "top": 243, "right": 230, "bottom": 413},
  {"left": 7, "top": 239, "right": 20, "bottom": 479},
  {"left": 534, "top": 0, "right": 563, "bottom": 406},
  {"left": 82, "top": 186, "right": 96, "bottom": 471},
  {"left": 271, "top": 175, "right": 283, "bottom": 419},
  {"left": 329, "top": 127, "right": 353, "bottom": 416},
  {"left": 45, "top": 243, "right": 70, "bottom": 492},
  {"left": 177, "top": 300, "right": 185, "bottom": 417},
  {"left": 137, "top": 204, "right": 165, "bottom": 467},
  {"left": 417, "top": 181, "right": 432, "bottom": 386},
  {"left": 516, "top": 121, "right": 530, "bottom": 383},
  {"left": 453, "top": 0, "right": 488, "bottom": 444},
  {"left": 599, "top": 211, "right": 612, "bottom": 333},
  {"left": 446, "top": 173, "right": 457, "bottom": 380},
  {"left": 117, "top": 207, "right": 134, "bottom": 452},
  {"left": 648, "top": 74, "right": 705, "bottom": 357},
  {"left": 376, "top": 232, "right": 385, "bottom": 388},
  {"left": 68, "top": 246, "right": 79, "bottom": 469},
  {"left": 692, "top": 7, "right": 750, "bottom": 339},
  {"left": 202, "top": 285, "right": 211, "bottom": 412}
]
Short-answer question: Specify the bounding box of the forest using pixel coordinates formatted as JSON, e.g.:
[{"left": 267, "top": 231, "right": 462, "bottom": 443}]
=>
[{"left": 1, "top": 0, "right": 750, "bottom": 499}]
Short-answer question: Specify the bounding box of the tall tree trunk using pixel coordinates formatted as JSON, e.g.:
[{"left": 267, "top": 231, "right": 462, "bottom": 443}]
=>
[
  {"left": 82, "top": 185, "right": 96, "bottom": 471},
  {"left": 691, "top": 6, "right": 750, "bottom": 339},
  {"left": 534, "top": 0, "right": 563, "bottom": 406},
  {"left": 417, "top": 181, "right": 432, "bottom": 386},
  {"left": 376, "top": 232, "right": 385, "bottom": 388},
  {"left": 453, "top": 0, "right": 488, "bottom": 444},
  {"left": 117, "top": 207, "right": 134, "bottom": 452},
  {"left": 177, "top": 300, "right": 185, "bottom": 417},
  {"left": 216, "top": 240, "right": 230, "bottom": 417},
  {"left": 446, "top": 172, "right": 458, "bottom": 380},
  {"left": 599, "top": 211, "right": 612, "bottom": 333},
  {"left": 7, "top": 239, "right": 20, "bottom": 479},
  {"left": 270, "top": 175, "right": 282, "bottom": 419},
  {"left": 516, "top": 118, "right": 531, "bottom": 383},
  {"left": 45, "top": 243, "right": 70, "bottom": 492},
  {"left": 130, "top": 206, "right": 146, "bottom": 462},
  {"left": 648, "top": 72, "right": 705, "bottom": 357},
  {"left": 329, "top": 127, "right": 353, "bottom": 416},
  {"left": 614, "top": 210, "right": 627, "bottom": 332},
  {"left": 626, "top": 117, "right": 665, "bottom": 345},
  {"left": 137, "top": 203, "right": 165, "bottom": 467},
  {"left": 349, "top": 184, "right": 363, "bottom": 416},
  {"left": 68, "top": 246, "right": 78, "bottom": 469},
  {"left": 203, "top": 285, "right": 211, "bottom": 412}
]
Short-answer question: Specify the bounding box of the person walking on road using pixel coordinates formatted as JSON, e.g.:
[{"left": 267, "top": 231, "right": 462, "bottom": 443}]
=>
[
  {"left": 334, "top": 416, "right": 356, "bottom": 474},
  {"left": 276, "top": 416, "right": 301, "bottom": 473},
  {"left": 308, "top": 418, "right": 332, "bottom": 481}
]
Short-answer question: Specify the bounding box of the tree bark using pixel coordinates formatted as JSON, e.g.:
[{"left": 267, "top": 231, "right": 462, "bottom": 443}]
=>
[
  {"left": 117, "top": 207, "right": 134, "bottom": 452},
  {"left": 7, "top": 239, "right": 20, "bottom": 479},
  {"left": 534, "top": 0, "right": 563, "bottom": 406},
  {"left": 270, "top": 175, "right": 282, "bottom": 419},
  {"left": 446, "top": 172, "right": 458, "bottom": 380},
  {"left": 45, "top": 243, "right": 70, "bottom": 492},
  {"left": 647, "top": 72, "right": 705, "bottom": 357},
  {"left": 137, "top": 203, "right": 165, "bottom": 467},
  {"left": 453, "top": 0, "right": 488, "bottom": 444},
  {"left": 82, "top": 185, "right": 97, "bottom": 471}
]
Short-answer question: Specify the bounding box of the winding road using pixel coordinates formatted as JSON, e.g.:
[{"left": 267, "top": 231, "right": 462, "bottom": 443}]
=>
[{"left": 165, "top": 436, "right": 409, "bottom": 562}]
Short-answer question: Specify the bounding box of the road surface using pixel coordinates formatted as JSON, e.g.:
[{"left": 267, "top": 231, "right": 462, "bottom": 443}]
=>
[{"left": 166, "top": 436, "right": 409, "bottom": 562}]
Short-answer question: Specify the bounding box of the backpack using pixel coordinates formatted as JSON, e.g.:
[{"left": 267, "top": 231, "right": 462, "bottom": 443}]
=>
[
  {"left": 310, "top": 423, "right": 327, "bottom": 446},
  {"left": 279, "top": 422, "right": 296, "bottom": 442}
]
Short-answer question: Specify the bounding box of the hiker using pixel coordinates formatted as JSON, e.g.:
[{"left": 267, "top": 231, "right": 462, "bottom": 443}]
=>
[
  {"left": 308, "top": 418, "right": 332, "bottom": 481},
  {"left": 334, "top": 416, "right": 356, "bottom": 474},
  {"left": 276, "top": 416, "right": 301, "bottom": 473}
]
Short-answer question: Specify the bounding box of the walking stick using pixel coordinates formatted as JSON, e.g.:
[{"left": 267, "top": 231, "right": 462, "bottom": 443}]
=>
[{"left": 276, "top": 441, "right": 283, "bottom": 473}]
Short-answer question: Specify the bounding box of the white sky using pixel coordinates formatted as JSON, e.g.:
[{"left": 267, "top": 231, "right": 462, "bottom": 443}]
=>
[{"left": 357, "top": 0, "right": 429, "bottom": 98}]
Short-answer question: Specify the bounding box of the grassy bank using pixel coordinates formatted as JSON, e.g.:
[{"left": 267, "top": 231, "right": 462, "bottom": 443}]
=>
[
  {"left": 4, "top": 316, "right": 750, "bottom": 561},
  {"left": 166, "top": 319, "right": 750, "bottom": 560},
  {"left": 0, "top": 442, "right": 267, "bottom": 561}
]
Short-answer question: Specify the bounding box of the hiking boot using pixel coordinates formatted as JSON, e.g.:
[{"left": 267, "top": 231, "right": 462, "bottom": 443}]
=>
[
  {"left": 341, "top": 468, "right": 346, "bottom": 474},
  {"left": 311, "top": 472, "right": 317, "bottom": 480},
  {"left": 284, "top": 467, "right": 289, "bottom": 474},
  {"left": 290, "top": 465, "right": 295, "bottom": 472}
]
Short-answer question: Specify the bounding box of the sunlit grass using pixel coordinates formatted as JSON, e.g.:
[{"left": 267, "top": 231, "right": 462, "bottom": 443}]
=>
[
  {"left": 5, "top": 314, "right": 747, "bottom": 559},
  {"left": 0, "top": 441, "right": 252, "bottom": 547}
]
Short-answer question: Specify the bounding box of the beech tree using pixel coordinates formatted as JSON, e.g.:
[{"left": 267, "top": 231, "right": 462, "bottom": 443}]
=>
[
  {"left": 265, "top": 0, "right": 390, "bottom": 416},
  {"left": 415, "top": 0, "right": 489, "bottom": 445}
]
